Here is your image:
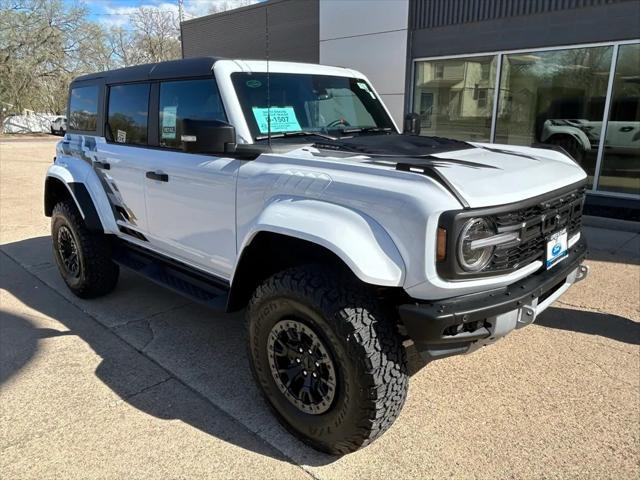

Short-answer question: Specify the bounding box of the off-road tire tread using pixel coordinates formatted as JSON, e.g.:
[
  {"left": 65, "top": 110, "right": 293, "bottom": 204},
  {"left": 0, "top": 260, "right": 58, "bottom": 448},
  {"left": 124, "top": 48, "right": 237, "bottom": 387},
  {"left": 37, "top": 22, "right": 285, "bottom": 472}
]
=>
[
  {"left": 248, "top": 265, "right": 408, "bottom": 454},
  {"left": 52, "top": 200, "right": 119, "bottom": 298}
]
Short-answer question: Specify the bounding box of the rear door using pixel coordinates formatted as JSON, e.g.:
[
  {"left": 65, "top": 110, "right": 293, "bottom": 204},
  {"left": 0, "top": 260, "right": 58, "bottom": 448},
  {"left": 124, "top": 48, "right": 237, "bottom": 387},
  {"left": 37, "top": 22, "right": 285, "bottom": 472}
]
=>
[
  {"left": 97, "top": 82, "right": 152, "bottom": 237},
  {"left": 143, "top": 77, "right": 240, "bottom": 279}
]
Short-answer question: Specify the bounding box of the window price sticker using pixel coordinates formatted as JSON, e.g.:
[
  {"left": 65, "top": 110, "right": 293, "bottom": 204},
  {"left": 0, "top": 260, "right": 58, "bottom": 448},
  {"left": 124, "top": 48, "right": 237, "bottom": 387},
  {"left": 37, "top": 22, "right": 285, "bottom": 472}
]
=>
[
  {"left": 252, "top": 106, "right": 302, "bottom": 134},
  {"left": 161, "top": 106, "right": 177, "bottom": 140}
]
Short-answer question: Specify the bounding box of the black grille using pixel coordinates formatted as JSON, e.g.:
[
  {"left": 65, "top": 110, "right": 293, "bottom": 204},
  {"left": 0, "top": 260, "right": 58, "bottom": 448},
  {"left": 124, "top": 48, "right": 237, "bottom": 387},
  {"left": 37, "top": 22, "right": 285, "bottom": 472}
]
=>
[{"left": 486, "top": 186, "right": 586, "bottom": 272}]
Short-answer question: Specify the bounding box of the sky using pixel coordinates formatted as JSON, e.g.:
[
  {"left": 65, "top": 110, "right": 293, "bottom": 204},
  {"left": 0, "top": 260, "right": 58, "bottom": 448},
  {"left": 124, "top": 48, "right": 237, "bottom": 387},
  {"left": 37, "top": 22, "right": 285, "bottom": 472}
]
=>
[{"left": 83, "top": 0, "right": 262, "bottom": 29}]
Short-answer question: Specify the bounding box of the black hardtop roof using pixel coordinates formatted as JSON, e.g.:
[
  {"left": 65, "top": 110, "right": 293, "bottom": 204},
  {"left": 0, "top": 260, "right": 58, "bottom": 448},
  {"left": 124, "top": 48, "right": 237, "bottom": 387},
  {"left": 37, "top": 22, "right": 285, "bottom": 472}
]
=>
[{"left": 72, "top": 56, "right": 222, "bottom": 85}]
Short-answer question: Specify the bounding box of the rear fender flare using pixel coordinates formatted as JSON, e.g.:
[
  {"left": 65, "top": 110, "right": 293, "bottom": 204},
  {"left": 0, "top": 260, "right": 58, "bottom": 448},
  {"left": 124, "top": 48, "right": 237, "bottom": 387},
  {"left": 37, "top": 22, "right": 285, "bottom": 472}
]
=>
[{"left": 45, "top": 160, "right": 118, "bottom": 234}]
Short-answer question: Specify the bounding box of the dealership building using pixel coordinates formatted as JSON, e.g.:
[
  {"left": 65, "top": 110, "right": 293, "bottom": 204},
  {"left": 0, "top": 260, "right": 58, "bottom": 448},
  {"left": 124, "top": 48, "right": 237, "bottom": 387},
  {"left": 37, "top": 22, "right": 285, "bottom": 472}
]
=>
[{"left": 181, "top": 0, "right": 640, "bottom": 216}]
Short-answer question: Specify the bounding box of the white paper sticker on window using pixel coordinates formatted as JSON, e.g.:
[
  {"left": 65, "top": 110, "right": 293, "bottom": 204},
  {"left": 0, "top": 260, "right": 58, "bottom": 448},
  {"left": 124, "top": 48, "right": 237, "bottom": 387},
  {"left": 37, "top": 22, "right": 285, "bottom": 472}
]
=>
[
  {"left": 161, "top": 106, "right": 177, "bottom": 140},
  {"left": 251, "top": 106, "right": 302, "bottom": 134},
  {"left": 116, "top": 129, "right": 126, "bottom": 143}
]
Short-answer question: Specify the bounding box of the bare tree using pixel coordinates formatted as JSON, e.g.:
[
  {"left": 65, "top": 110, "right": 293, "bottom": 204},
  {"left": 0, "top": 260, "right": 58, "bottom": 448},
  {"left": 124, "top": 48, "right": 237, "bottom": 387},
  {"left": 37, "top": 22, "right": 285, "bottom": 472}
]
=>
[
  {"left": 0, "top": 1, "right": 183, "bottom": 124},
  {"left": 129, "top": 7, "right": 181, "bottom": 64},
  {"left": 108, "top": 26, "right": 145, "bottom": 68},
  {"left": 0, "top": 0, "right": 92, "bottom": 116}
]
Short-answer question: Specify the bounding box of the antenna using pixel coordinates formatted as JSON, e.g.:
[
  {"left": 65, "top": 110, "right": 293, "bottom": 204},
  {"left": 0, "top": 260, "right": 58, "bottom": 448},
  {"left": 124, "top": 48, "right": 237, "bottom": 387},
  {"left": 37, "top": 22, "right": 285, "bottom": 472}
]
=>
[
  {"left": 177, "top": 0, "right": 184, "bottom": 23},
  {"left": 265, "top": 6, "right": 271, "bottom": 148}
]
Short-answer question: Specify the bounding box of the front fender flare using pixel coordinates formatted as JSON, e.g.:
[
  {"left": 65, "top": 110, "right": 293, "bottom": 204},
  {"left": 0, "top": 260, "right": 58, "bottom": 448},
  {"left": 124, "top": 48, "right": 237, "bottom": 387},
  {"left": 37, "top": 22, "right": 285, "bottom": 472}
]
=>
[
  {"left": 238, "top": 198, "right": 406, "bottom": 286},
  {"left": 541, "top": 125, "right": 591, "bottom": 151}
]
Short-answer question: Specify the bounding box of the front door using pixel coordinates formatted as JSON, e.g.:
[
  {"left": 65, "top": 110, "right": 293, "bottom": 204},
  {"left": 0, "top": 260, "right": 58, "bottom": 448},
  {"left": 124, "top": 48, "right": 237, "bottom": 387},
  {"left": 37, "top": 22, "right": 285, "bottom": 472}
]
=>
[{"left": 143, "top": 78, "right": 239, "bottom": 279}]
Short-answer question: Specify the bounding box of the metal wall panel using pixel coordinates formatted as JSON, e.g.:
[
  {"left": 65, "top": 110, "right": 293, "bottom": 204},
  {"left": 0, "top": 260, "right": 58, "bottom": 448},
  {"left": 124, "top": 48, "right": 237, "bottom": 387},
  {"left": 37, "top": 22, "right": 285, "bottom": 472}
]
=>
[
  {"left": 181, "top": 0, "right": 319, "bottom": 63},
  {"left": 410, "top": 0, "right": 637, "bottom": 30},
  {"left": 409, "top": 0, "right": 640, "bottom": 59}
]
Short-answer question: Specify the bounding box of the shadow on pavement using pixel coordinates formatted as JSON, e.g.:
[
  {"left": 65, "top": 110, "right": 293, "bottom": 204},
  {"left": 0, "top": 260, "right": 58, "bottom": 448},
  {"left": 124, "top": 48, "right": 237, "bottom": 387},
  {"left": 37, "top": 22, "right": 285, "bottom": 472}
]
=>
[
  {"left": 7, "top": 235, "right": 634, "bottom": 466},
  {"left": 586, "top": 248, "right": 639, "bottom": 266},
  {"left": 536, "top": 306, "right": 640, "bottom": 345},
  {"left": 0, "top": 312, "right": 73, "bottom": 385},
  {"left": 0, "top": 243, "right": 336, "bottom": 466}
]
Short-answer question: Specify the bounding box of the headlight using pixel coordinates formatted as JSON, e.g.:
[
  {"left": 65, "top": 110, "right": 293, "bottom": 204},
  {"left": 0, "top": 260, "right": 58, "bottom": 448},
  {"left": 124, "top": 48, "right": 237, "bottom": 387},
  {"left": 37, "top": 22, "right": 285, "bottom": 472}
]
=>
[{"left": 458, "top": 218, "right": 495, "bottom": 272}]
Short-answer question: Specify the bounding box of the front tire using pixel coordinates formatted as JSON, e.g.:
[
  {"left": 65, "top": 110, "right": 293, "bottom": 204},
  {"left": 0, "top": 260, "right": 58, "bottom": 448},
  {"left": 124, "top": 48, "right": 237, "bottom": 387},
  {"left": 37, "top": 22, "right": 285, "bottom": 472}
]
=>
[
  {"left": 247, "top": 265, "right": 408, "bottom": 454},
  {"left": 51, "top": 201, "right": 119, "bottom": 298}
]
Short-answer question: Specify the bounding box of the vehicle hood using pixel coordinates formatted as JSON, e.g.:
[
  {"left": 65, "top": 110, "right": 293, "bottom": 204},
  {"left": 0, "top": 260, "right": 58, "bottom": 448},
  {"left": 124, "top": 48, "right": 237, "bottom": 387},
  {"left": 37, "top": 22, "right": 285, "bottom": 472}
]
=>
[
  {"left": 309, "top": 135, "right": 587, "bottom": 208},
  {"left": 426, "top": 142, "right": 587, "bottom": 208}
]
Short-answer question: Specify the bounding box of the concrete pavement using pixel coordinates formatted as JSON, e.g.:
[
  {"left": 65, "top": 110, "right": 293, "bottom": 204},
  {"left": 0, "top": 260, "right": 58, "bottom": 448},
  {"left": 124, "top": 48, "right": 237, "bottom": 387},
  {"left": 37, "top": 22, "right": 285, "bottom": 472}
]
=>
[{"left": 1, "top": 136, "right": 638, "bottom": 479}]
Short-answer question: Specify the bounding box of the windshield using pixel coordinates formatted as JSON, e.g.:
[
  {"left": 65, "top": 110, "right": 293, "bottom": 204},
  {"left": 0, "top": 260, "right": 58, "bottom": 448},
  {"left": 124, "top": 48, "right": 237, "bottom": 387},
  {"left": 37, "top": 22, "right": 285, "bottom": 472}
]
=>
[{"left": 231, "top": 72, "right": 395, "bottom": 140}]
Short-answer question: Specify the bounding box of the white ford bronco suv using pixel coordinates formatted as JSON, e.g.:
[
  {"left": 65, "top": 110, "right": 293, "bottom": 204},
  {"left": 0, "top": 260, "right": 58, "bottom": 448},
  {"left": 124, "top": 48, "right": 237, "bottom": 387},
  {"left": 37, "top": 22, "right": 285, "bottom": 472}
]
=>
[{"left": 45, "top": 57, "right": 589, "bottom": 454}]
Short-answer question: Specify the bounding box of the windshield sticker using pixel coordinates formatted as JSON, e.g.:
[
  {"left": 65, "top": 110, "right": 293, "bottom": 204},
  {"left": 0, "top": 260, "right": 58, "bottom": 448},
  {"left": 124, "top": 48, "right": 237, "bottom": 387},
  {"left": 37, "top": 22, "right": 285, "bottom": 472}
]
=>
[
  {"left": 116, "top": 129, "right": 126, "bottom": 143},
  {"left": 252, "top": 106, "right": 302, "bottom": 134},
  {"left": 357, "top": 82, "right": 376, "bottom": 99},
  {"left": 161, "top": 106, "right": 177, "bottom": 140},
  {"left": 246, "top": 79, "right": 262, "bottom": 88}
]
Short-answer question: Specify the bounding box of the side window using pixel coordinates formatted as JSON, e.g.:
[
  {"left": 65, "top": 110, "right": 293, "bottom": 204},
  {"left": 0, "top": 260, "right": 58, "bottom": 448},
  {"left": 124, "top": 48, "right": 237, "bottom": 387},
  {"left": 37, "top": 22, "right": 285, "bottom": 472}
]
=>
[
  {"left": 69, "top": 85, "right": 99, "bottom": 132},
  {"left": 159, "top": 78, "right": 226, "bottom": 149},
  {"left": 107, "top": 83, "right": 150, "bottom": 145}
]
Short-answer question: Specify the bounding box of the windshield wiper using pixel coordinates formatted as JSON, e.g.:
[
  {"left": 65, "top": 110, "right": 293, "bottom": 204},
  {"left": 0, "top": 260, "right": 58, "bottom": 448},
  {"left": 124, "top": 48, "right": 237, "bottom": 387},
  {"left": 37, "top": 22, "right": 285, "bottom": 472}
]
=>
[
  {"left": 255, "top": 131, "right": 336, "bottom": 141},
  {"left": 341, "top": 127, "right": 393, "bottom": 135}
]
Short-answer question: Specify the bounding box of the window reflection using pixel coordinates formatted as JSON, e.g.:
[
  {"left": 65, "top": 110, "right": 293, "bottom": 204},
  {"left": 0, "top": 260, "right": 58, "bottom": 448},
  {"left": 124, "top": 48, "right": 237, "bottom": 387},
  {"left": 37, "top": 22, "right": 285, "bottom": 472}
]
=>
[
  {"left": 495, "top": 46, "right": 613, "bottom": 186},
  {"left": 69, "top": 85, "right": 99, "bottom": 132},
  {"left": 108, "top": 83, "right": 150, "bottom": 145},
  {"left": 598, "top": 44, "right": 640, "bottom": 195},
  {"left": 413, "top": 56, "right": 497, "bottom": 142},
  {"left": 159, "top": 79, "right": 226, "bottom": 149}
]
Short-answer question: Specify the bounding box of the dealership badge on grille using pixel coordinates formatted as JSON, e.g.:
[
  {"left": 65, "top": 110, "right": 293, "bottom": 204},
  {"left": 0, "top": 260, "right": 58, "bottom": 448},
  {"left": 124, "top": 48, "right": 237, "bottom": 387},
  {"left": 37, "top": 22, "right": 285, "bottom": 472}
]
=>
[{"left": 546, "top": 228, "right": 568, "bottom": 269}]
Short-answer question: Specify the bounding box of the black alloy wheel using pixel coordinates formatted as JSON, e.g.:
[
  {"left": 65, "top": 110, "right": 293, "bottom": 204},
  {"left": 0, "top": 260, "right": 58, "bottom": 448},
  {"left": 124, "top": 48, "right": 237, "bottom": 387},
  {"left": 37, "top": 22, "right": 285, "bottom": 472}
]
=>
[
  {"left": 267, "top": 319, "right": 337, "bottom": 415},
  {"left": 56, "top": 225, "right": 81, "bottom": 278}
]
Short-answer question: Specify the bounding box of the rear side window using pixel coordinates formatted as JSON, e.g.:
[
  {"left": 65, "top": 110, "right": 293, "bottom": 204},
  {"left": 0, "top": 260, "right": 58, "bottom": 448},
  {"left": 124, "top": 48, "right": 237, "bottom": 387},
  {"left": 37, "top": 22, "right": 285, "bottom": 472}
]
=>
[
  {"left": 69, "top": 85, "right": 99, "bottom": 132},
  {"left": 159, "top": 78, "right": 226, "bottom": 149},
  {"left": 107, "top": 83, "right": 150, "bottom": 145}
]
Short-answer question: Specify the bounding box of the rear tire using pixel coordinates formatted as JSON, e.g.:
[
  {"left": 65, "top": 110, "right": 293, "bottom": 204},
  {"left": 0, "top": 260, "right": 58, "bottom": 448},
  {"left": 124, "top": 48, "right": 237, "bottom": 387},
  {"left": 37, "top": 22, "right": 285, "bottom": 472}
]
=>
[
  {"left": 247, "top": 265, "right": 408, "bottom": 454},
  {"left": 51, "top": 200, "right": 119, "bottom": 298}
]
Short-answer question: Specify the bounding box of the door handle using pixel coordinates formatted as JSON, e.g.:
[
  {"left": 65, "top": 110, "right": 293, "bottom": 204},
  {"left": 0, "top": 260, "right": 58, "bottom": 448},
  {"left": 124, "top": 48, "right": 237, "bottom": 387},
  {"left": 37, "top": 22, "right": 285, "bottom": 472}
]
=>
[
  {"left": 94, "top": 161, "right": 110, "bottom": 170},
  {"left": 146, "top": 171, "right": 169, "bottom": 182}
]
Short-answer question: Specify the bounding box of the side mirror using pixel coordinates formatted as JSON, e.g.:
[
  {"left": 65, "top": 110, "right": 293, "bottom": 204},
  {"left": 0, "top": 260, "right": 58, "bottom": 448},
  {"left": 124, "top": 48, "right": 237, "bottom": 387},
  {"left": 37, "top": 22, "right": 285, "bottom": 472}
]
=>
[
  {"left": 180, "top": 119, "right": 237, "bottom": 154},
  {"left": 403, "top": 113, "right": 421, "bottom": 136}
]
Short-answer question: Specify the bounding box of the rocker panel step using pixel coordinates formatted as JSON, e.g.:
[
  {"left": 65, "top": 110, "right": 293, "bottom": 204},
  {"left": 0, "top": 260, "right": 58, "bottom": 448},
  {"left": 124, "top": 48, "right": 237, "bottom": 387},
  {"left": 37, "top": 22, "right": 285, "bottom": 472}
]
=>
[{"left": 112, "top": 240, "right": 229, "bottom": 310}]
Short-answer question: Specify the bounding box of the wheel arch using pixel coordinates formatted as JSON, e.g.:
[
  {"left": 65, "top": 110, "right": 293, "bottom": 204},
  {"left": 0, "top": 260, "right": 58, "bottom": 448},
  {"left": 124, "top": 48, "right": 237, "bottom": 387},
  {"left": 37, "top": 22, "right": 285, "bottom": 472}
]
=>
[
  {"left": 541, "top": 128, "right": 591, "bottom": 151},
  {"left": 45, "top": 174, "right": 104, "bottom": 233},
  {"left": 45, "top": 156, "right": 120, "bottom": 234},
  {"left": 227, "top": 199, "right": 406, "bottom": 311}
]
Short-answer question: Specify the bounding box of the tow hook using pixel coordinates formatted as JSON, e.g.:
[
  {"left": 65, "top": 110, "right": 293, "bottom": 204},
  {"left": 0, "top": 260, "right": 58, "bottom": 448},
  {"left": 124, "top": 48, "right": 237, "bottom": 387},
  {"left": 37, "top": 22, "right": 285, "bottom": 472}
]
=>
[{"left": 575, "top": 264, "right": 589, "bottom": 283}]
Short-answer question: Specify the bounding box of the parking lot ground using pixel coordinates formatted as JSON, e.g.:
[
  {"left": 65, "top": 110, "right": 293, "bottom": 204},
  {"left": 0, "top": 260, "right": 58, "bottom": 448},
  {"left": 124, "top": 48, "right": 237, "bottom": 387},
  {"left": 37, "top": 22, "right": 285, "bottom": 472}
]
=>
[{"left": 1, "top": 136, "right": 639, "bottom": 479}]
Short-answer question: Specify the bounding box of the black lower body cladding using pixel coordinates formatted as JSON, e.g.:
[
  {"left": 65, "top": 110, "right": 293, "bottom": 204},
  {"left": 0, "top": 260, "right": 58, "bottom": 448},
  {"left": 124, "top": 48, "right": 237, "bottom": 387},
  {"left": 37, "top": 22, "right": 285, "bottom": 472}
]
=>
[{"left": 399, "top": 239, "right": 588, "bottom": 360}]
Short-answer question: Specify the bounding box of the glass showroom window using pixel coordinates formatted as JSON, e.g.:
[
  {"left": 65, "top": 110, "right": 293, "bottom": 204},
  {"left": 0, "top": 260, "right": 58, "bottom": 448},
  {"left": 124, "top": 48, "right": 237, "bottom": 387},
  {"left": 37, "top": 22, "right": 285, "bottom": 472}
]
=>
[
  {"left": 494, "top": 46, "right": 613, "bottom": 187},
  {"left": 597, "top": 43, "right": 640, "bottom": 195},
  {"left": 413, "top": 56, "right": 497, "bottom": 142}
]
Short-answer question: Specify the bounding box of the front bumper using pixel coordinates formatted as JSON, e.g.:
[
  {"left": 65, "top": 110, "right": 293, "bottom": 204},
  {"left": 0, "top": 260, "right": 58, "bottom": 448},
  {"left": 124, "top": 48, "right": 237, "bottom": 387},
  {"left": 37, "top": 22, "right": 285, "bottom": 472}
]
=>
[{"left": 398, "top": 239, "right": 589, "bottom": 361}]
